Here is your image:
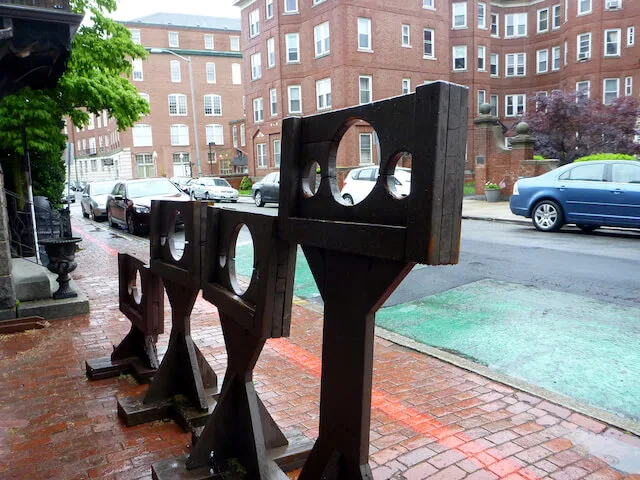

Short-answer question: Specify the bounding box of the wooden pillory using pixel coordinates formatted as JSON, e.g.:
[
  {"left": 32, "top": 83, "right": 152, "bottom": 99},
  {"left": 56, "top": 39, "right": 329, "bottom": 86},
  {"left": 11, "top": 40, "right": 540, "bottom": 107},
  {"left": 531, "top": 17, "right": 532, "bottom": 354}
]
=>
[{"left": 85, "top": 253, "right": 164, "bottom": 383}]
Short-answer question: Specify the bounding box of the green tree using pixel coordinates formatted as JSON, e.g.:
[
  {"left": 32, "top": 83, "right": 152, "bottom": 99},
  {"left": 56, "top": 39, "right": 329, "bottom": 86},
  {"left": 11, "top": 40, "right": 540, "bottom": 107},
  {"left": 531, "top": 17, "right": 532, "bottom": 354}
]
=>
[{"left": 0, "top": 0, "right": 149, "bottom": 204}]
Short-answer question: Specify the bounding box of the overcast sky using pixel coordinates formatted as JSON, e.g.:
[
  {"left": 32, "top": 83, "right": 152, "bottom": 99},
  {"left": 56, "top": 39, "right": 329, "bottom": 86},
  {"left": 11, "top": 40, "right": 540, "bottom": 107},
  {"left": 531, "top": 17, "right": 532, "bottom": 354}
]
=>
[{"left": 111, "top": 0, "right": 241, "bottom": 21}]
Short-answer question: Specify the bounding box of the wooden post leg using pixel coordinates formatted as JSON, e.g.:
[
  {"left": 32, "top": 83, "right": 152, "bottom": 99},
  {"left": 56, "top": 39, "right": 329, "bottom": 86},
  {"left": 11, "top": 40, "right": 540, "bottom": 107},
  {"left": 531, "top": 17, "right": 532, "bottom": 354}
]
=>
[
  {"left": 111, "top": 326, "right": 159, "bottom": 370},
  {"left": 144, "top": 279, "right": 217, "bottom": 411},
  {"left": 187, "top": 314, "right": 287, "bottom": 479}
]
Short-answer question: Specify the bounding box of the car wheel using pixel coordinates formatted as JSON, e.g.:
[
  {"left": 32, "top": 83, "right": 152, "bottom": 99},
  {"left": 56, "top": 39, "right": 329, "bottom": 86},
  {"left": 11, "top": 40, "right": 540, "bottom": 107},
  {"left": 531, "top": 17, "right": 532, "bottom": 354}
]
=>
[
  {"left": 107, "top": 209, "right": 116, "bottom": 228},
  {"left": 89, "top": 207, "right": 96, "bottom": 221},
  {"left": 126, "top": 213, "right": 137, "bottom": 235},
  {"left": 190, "top": 190, "right": 196, "bottom": 200},
  {"left": 532, "top": 200, "right": 564, "bottom": 232},
  {"left": 254, "top": 191, "right": 265, "bottom": 207},
  {"left": 205, "top": 191, "right": 210, "bottom": 200},
  {"left": 342, "top": 194, "right": 354, "bottom": 205},
  {"left": 577, "top": 224, "right": 598, "bottom": 233},
  {"left": 82, "top": 205, "right": 89, "bottom": 218}
]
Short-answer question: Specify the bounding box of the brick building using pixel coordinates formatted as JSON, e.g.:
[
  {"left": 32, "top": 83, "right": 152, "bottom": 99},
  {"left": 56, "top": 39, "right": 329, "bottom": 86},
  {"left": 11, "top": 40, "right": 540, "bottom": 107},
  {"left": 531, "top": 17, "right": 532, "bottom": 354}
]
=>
[
  {"left": 233, "top": 0, "right": 638, "bottom": 182},
  {"left": 67, "top": 13, "right": 248, "bottom": 183}
]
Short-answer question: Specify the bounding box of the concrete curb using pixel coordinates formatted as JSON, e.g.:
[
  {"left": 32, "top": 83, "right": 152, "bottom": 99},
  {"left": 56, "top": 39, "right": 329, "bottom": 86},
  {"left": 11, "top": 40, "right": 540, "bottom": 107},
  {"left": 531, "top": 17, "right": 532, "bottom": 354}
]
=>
[{"left": 462, "top": 215, "right": 530, "bottom": 226}]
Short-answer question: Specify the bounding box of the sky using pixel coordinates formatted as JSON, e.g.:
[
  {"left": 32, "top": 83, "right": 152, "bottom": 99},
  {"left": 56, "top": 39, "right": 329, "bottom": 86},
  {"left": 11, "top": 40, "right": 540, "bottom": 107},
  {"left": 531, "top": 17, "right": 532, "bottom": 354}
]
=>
[{"left": 111, "top": 0, "right": 241, "bottom": 21}]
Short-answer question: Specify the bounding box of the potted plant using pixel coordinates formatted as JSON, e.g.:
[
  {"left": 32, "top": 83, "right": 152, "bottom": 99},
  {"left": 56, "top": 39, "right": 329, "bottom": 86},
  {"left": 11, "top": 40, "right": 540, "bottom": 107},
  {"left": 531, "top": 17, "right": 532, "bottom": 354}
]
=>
[{"left": 484, "top": 181, "right": 501, "bottom": 202}]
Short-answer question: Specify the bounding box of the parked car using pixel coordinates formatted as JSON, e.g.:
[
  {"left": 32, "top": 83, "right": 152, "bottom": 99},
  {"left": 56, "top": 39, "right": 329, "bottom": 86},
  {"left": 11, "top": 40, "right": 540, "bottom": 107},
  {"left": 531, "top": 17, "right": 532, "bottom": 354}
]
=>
[
  {"left": 170, "top": 176, "right": 193, "bottom": 193},
  {"left": 510, "top": 160, "right": 640, "bottom": 232},
  {"left": 341, "top": 166, "right": 411, "bottom": 205},
  {"left": 61, "top": 183, "right": 76, "bottom": 203},
  {"left": 81, "top": 180, "right": 118, "bottom": 221},
  {"left": 106, "top": 178, "right": 190, "bottom": 235},
  {"left": 189, "top": 177, "right": 239, "bottom": 202},
  {"left": 252, "top": 172, "right": 280, "bottom": 207}
]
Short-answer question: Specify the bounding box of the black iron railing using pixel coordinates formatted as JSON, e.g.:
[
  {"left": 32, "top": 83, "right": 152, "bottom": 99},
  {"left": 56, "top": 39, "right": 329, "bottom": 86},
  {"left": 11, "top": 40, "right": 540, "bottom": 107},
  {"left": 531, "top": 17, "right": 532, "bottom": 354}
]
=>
[{"left": 0, "top": 0, "right": 70, "bottom": 10}]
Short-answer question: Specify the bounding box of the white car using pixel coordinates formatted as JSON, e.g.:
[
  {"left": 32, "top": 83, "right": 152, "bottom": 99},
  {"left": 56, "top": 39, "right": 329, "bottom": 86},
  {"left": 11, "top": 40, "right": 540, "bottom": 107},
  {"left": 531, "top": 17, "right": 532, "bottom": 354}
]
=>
[
  {"left": 189, "top": 177, "right": 239, "bottom": 202},
  {"left": 341, "top": 166, "right": 411, "bottom": 204}
]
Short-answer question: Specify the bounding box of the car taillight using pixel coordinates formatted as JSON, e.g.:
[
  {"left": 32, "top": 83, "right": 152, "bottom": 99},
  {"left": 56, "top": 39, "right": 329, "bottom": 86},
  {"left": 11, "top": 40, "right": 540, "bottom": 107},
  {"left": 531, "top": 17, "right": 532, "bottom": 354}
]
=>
[
  {"left": 512, "top": 181, "right": 519, "bottom": 195},
  {"left": 343, "top": 178, "right": 348, "bottom": 189}
]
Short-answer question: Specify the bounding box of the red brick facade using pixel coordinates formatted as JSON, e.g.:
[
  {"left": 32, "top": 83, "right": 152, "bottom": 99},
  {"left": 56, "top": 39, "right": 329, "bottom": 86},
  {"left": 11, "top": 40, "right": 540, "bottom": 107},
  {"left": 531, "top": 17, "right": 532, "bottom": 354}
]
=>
[{"left": 234, "top": 0, "right": 639, "bottom": 180}]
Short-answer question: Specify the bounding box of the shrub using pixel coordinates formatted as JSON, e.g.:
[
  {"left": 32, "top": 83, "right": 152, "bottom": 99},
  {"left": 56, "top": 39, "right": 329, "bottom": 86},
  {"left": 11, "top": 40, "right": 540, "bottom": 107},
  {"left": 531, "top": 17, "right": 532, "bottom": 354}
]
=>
[
  {"left": 239, "top": 176, "right": 252, "bottom": 191},
  {"left": 485, "top": 182, "right": 500, "bottom": 190},
  {"left": 533, "top": 155, "right": 546, "bottom": 160},
  {"left": 574, "top": 153, "right": 637, "bottom": 162}
]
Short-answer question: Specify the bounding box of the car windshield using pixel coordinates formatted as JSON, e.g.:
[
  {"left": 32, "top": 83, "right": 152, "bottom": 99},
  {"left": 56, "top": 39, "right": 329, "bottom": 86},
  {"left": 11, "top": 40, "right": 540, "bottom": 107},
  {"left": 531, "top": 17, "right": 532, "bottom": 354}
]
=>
[
  {"left": 92, "top": 182, "right": 117, "bottom": 195},
  {"left": 128, "top": 180, "right": 180, "bottom": 198},
  {"left": 213, "top": 179, "right": 231, "bottom": 187}
]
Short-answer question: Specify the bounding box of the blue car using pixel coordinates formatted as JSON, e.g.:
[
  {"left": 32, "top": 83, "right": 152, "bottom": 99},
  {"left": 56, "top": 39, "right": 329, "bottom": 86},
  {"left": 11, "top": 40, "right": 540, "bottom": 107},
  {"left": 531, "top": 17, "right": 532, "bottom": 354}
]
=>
[{"left": 510, "top": 160, "right": 640, "bottom": 232}]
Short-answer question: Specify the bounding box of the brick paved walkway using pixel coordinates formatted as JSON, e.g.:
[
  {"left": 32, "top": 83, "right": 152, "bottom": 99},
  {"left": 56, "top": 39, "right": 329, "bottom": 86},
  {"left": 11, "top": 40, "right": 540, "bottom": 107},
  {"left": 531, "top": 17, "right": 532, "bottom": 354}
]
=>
[{"left": 1, "top": 219, "right": 639, "bottom": 480}]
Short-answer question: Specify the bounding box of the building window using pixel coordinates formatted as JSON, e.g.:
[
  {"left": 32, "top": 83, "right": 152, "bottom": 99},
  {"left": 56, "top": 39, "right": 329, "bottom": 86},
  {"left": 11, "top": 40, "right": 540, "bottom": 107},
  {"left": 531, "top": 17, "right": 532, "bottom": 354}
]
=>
[
  {"left": 401, "top": 24, "right": 411, "bottom": 47},
  {"left": 359, "top": 133, "right": 372, "bottom": 164},
  {"left": 477, "top": 45, "right": 486, "bottom": 71},
  {"left": 168, "top": 31, "right": 179, "bottom": 48},
  {"left": 168, "top": 94, "right": 188, "bottom": 116},
  {"left": 105, "top": 136, "right": 110, "bottom": 150},
  {"left": 478, "top": 90, "right": 486, "bottom": 114},
  {"left": 232, "top": 63, "right": 242, "bottom": 85},
  {"left": 505, "top": 94, "right": 526, "bottom": 117},
  {"left": 170, "top": 60, "right": 181, "bottom": 82},
  {"left": 506, "top": 53, "right": 526, "bottom": 76},
  {"left": 628, "top": 27, "right": 635, "bottom": 46},
  {"left": 204, "top": 95, "right": 222, "bottom": 116},
  {"left": 477, "top": 3, "right": 486, "bottom": 28},
  {"left": 552, "top": 5, "right": 561, "bottom": 29},
  {"left": 564, "top": 39, "right": 568, "bottom": 64},
  {"left": 552, "top": 46, "right": 561, "bottom": 70},
  {"left": 273, "top": 140, "right": 281, "bottom": 167},
  {"left": 240, "top": 124, "right": 246, "bottom": 146},
  {"left": 286, "top": 33, "right": 300, "bottom": 63},
  {"left": 576, "top": 80, "right": 590, "bottom": 99},
  {"left": 316, "top": 78, "right": 332, "bottom": 110},
  {"left": 535, "top": 91, "right": 548, "bottom": 111},
  {"left": 537, "top": 49, "right": 549, "bottom": 73},
  {"left": 402, "top": 78, "right": 411, "bottom": 94},
  {"left": 132, "top": 58, "right": 143, "bottom": 81},
  {"left": 315, "top": 22, "right": 331, "bottom": 56},
  {"left": 577, "top": 33, "right": 591, "bottom": 60},
  {"left": 256, "top": 143, "right": 267, "bottom": 168},
  {"left": 603, "top": 78, "right": 620, "bottom": 104},
  {"left": 490, "top": 94, "right": 498, "bottom": 116},
  {"left": 605, "top": 29, "right": 621, "bottom": 56},
  {"left": 490, "top": 53, "right": 499, "bottom": 75},
  {"left": 251, "top": 52, "right": 262, "bottom": 79},
  {"left": 625, "top": 76, "right": 633, "bottom": 96},
  {"left": 170, "top": 125, "right": 189, "bottom": 146},
  {"left": 565, "top": 0, "right": 569, "bottom": 22},
  {"left": 270, "top": 88, "right": 277, "bottom": 116},
  {"left": 263, "top": 38, "right": 274, "bottom": 68},
  {"left": 452, "top": 2, "right": 467, "bottom": 28},
  {"left": 204, "top": 34, "right": 214, "bottom": 50},
  {"left": 421, "top": 29, "right": 434, "bottom": 59},
  {"left": 578, "top": 0, "right": 591, "bottom": 15},
  {"left": 358, "top": 18, "right": 372, "bottom": 51},
  {"left": 266, "top": 0, "right": 273, "bottom": 19},
  {"left": 88, "top": 137, "right": 97, "bottom": 155},
  {"left": 173, "top": 153, "right": 191, "bottom": 175},
  {"left": 249, "top": 9, "right": 260, "bottom": 37},
  {"left": 132, "top": 124, "right": 153, "bottom": 147},
  {"left": 490, "top": 13, "right": 499, "bottom": 36},
  {"left": 288, "top": 85, "right": 302, "bottom": 113},
  {"left": 230, "top": 36, "right": 240, "bottom": 51},
  {"left": 538, "top": 8, "right": 549, "bottom": 33},
  {"left": 130, "top": 29, "right": 141, "bottom": 44},
  {"left": 606, "top": 0, "right": 621, "bottom": 9},
  {"left": 423, "top": 0, "right": 434, "bottom": 8},
  {"left": 284, "top": 0, "right": 298, "bottom": 14},
  {"left": 206, "top": 63, "right": 216, "bottom": 83},
  {"left": 453, "top": 45, "right": 467, "bottom": 71},
  {"left": 88, "top": 114, "right": 95, "bottom": 130},
  {"left": 359, "top": 75, "right": 372, "bottom": 104},
  {"left": 505, "top": 13, "right": 527, "bottom": 38},
  {"left": 232, "top": 126, "right": 238, "bottom": 147},
  {"left": 135, "top": 153, "right": 155, "bottom": 178},
  {"left": 206, "top": 124, "right": 224, "bottom": 145}
]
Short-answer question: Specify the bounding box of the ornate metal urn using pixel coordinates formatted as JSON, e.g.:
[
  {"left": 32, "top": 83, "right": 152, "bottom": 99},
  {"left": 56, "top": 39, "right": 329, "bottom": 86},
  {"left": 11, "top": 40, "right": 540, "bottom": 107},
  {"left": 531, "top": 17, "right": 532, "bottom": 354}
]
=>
[{"left": 38, "top": 237, "right": 82, "bottom": 299}]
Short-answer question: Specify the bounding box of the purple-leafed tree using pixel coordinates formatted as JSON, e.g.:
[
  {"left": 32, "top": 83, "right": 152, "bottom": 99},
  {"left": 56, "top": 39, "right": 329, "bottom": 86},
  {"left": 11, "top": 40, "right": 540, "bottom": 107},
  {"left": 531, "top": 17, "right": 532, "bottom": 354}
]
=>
[{"left": 524, "top": 91, "right": 640, "bottom": 165}]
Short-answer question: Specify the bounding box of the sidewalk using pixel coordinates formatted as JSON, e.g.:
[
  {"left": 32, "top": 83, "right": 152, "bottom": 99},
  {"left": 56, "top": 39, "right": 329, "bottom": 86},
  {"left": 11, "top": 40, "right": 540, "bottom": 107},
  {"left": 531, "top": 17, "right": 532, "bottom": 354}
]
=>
[
  {"left": 462, "top": 197, "right": 528, "bottom": 225},
  {"left": 0, "top": 216, "right": 638, "bottom": 480}
]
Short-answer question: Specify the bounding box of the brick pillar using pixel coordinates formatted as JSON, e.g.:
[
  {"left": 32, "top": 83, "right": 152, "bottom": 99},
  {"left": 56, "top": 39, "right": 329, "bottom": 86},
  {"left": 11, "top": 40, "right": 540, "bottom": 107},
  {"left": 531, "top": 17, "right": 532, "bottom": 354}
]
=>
[
  {"left": 509, "top": 122, "right": 535, "bottom": 194},
  {"left": 0, "top": 164, "right": 16, "bottom": 311},
  {"left": 472, "top": 104, "right": 498, "bottom": 195}
]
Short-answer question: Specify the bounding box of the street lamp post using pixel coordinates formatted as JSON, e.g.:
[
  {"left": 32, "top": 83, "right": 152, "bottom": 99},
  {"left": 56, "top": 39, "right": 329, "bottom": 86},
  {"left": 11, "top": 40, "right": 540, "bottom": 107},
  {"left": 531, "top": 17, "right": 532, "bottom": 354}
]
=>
[
  {"left": 149, "top": 48, "right": 202, "bottom": 177},
  {"left": 208, "top": 142, "right": 215, "bottom": 175}
]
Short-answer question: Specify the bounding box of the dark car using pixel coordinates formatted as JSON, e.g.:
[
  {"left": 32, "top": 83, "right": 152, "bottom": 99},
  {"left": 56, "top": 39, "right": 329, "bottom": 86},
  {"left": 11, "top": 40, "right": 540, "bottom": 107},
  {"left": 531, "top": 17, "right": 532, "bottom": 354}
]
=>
[
  {"left": 510, "top": 160, "right": 640, "bottom": 232},
  {"left": 81, "top": 180, "right": 117, "bottom": 221},
  {"left": 106, "top": 178, "right": 190, "bottom": 235},
  {"left": 251, "top": 172, "right": 280, "bottom": 207}
]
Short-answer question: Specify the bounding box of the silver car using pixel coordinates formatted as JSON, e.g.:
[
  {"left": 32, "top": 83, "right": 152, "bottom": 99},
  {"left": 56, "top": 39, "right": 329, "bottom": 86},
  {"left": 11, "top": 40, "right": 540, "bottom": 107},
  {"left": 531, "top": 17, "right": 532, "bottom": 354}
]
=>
[
  {"left": 81, "top": 180, "right": 118, "bottom": 221},
  {"left": 189, "top": 177, "right": 239, "bottom": 202}
]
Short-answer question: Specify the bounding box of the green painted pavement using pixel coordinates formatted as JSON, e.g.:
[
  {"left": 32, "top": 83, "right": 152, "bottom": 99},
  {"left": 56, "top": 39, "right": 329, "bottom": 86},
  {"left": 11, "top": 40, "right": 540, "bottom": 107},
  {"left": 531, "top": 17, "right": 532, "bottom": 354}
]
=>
[{"left": 377, "top": 279, "right": 640, "bottom": 422}]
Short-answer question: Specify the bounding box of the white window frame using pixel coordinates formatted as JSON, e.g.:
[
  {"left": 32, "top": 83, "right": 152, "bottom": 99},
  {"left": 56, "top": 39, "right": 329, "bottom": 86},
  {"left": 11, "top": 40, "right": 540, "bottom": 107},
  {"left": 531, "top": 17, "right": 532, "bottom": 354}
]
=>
[
  {"left": 357, "top": 18, "right": 372, "bottom": 51},
  {"left": 88, "top": 114, "right": 94, "bottom": 130},
  {"left": 452, "top": 2, "right": 467, "bottom": 29},
  {"left": 605, "top": 0, "right": 621, "bottom": 9},
  {"left": 402, "top": 78, "right": 411, "bottom": 94},
  {"left": 266, "top": 0, "right": 274, "bottom": 19},
  {"left": 478, "top": 45, "right": 486, "bottom": 71},
  {"left": 537, "top": 49, "right": 549, "bottom": 73},
  {"left": 233, "top": 125, "right": 238, "bottom": 148},
  {"left": 170, "top": 124, "right": 189, "bottom": 146},
  {"left": 478, "top": 89, "right": 486, "bottom": 114},
  {"left": 316, "top": 78, "right": 332, "bottom": 111},
  {"left": 478, "top": 3, "right": 486, "bottom": 29},
  {"left": 168, "top": 94, "right": 187, "bottom": 116},
  {"left": 251, "top": 52, "right": 262, "bottom": 80},
  {"left": 401, "top": 24, "right": 411, "bottom": 48},
  {"left": 505, "top": 13, "right": 527, "bottom": 38},
  {"left": 130, "top": 29, "right": 141, "bottom": 45},
  {"left": 423, "top": 28, "right": 434, "bottom": 59},
  {"left": 490, "top": 13, "right": 499, "bottom": 37},
  {"left": 505, "top": 94, "right": 526, "bottom": 117},
  {"left": 253, "top": 97, "right": 264, "bottom": 122},
  {"left": 359, "top": 133, "right": 373, "bottom": 165},
  {"left": 288, "top": 85, "right": 302, "bottom": 113},
  {"left": 604, "top": 29, "right": 621, "bottom": 57},
  {"left": 132, "top": 124, "right": 153, "bottom": 147},
  {"left": 625, "top": 76, "right": 632, "bottom": 96},
  {"left": 552, "top": 5, "right": 561, "bottom": 29},
  {"left": 230, "top": 36, "right": 240, "bottom": 51},
  {"left": 564, "top": 39, "right": 569, "bottom": 65},
  {"left": 578, "top": 0, "right": 592, "bottom": 15},
  {"left": 132, "top": 58, "right": 143, "bottom": 81},
  {"left": 270, "top": 88, "right": 277, "bottom": 116},
  {"left": 249, "top": 9, "right": 260, "bottom": 38},
  {"left": 552, "top": 46, "right": 561, "bottom": 70},
  {"left": 232, "top": 63, "right": 242, "bottom": 85},
  {"left": 267, "top": 37, "right": 276, "bottom": 68},
  {"left": 490, "top": 94, "right": 498, "bottom": 116},
  {"left": 576, "top": 80, "right": 591, "bottom": 98},
  {"left": 168, "top": 31, "right": 179, "bottom": 48},
  {"left": 537, "top": 8, "right": 549, "bottom": 33},
  {"left": 240, "top": 124, "right": 246, "bottom": 146},
  {"left": 206, "top": 62, "right": 216, "bottom": 84},
  {"left": 359, "top": 75, "right": 372, "bottom": 104},
  {"left": 603, "top": 78, "right": 620, "bottom": 104},
  {"left": 505, "top": 53, "right": 526, "bottom": 77},
  {"left": 273, "top": 139, "right": 281, "bottom": 167},
  {"left": 284, "top": 0, "right": 298, "bottom": 14},
  {"left": 206, "top": 124, "right": 224, "bottom": 146},
  {"left": 490, "top": 53, "right": 499, "bottom": 76},
  {"left": 256, "top": 143, "right": 267, "bottom": 168},
  {"left": 627, "top": 27, "right": 635, "bottom": 47},
  {"left": 314, "top": 22, "right": 331, "bottom": 57},
  {"left": 204, "top": 34, "right": 214, "bottom": 50},
  {"left": 422, "top": 0, "right": 434, "bottom": 9},
  {"left": 286, "top": 33, "right": 300, "bottom": 63},
  {"left": 453, "top": 45, "right": 467, "bottom": 71},
  {"left": 170, "top": 60, "right": 181, "bottom": 83},
  {"left": 204, "top": 94, "right": 222, "bottom": 116},
  {"left": 577, "top": 33, "right": 592, "bottom": 60}
]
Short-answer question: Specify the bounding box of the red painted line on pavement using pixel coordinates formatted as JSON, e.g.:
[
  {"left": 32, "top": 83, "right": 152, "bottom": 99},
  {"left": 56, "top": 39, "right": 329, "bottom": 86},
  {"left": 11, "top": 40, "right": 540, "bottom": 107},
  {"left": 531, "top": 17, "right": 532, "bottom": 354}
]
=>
[{"left": 78, "top": 222, "right": 538, "bottom": 478}]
